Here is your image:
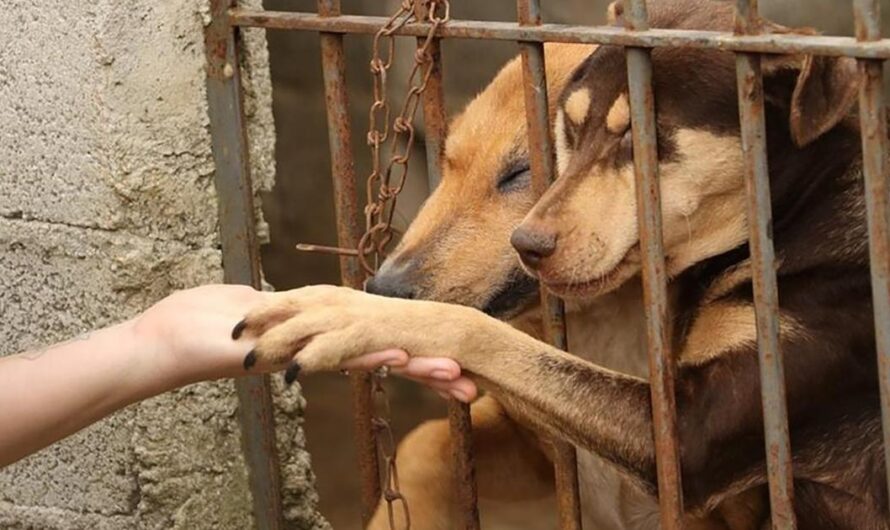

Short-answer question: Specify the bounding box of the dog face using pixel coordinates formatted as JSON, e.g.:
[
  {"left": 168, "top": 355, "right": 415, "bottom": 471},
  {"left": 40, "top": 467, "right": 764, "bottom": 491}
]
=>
[
  {"left": 512, "top": 0, "right": 858, "bottom": 300},
  {"left": 367, "top": 44, "right": 593, "bottom": 317}
]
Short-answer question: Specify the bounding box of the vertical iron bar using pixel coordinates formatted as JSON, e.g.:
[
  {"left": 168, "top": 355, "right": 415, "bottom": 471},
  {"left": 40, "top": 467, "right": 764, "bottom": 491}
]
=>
[
  {"left": 516, "top": 1, "right": 583, "bottom": 529},
  {"left": 204, "top": 1, "right": 284, "bottom": 529},
  {"left": 412, "top": 4, "right": 481, "bottom": 529},
  {"left": 733, "top": 3, "right": 797, "bottom": 529},
  {"left": 735, "top": 0, "right": 796, "bottom": 530},
  {"left": 417, "top": 38, "right": 447, "bottom": 190},
  {"left": 316, "top": 0, "right": 382, "bottom": 525},
  {"left": 854, "top": 0, "right": 890, "bottom": 502},
  {"left": 623, "top": 2, "right": 684, "bottom": 529}
]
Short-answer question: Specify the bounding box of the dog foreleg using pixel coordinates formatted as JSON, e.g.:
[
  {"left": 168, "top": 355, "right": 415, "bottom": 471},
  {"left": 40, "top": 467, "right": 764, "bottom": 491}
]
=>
[{"left": 367, "top": 395, "right": 555, "bottom": 530}]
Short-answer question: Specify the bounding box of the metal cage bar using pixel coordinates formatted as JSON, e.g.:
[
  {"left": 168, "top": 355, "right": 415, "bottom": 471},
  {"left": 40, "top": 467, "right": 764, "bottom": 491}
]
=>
[
  {"left": 515, "top": 1, "right": 583, "bottom": 528},
  {"left": 204, "top": 1, "right": 285, "bottom": 528},
  {"left": 733, "top": 2, "right": 797, "bottom": 528},
  {"left": 854, "top": 0, "right": 890, "bottom": 502},
  {"left": 202, "top": 1, "right": 890, "bottom": 528},
  {"left": 315, "top": 0, "right": 383, "bottom": 525},
  {"left": 623, "top": 2, "right": 685, "bottom": 529},
  {"left": 411, "top": 3, "right": 482, "bottom": 527},
  {"left": 229, "top": 10, "right": 890, "bottom": 60}
]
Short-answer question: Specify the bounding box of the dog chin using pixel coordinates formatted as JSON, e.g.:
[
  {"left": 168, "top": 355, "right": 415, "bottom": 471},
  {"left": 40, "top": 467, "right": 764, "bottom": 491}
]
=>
[
  {"left": 481, "top": 272, "right": 540, "bottom": 319},
  {"left": 542, "top": 260, "right": 639, "bottom": 300}
]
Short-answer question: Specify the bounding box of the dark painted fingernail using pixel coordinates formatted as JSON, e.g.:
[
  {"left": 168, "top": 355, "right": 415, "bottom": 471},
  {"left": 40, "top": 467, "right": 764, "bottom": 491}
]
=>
[
  {"left": 243, "top": 350, "right": 257, "bottom": 370},
  {"left": 232, "top": 319, "right": 247, "bottom": 340},
  {"left": 284, "top": 363, "right": 301, "bottom": 385}
]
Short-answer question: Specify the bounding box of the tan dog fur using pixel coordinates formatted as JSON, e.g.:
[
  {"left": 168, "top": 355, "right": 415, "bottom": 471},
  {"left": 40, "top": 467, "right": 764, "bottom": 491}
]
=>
[{"left": 241, "top": 39, "right": 768, "bottom": 528}]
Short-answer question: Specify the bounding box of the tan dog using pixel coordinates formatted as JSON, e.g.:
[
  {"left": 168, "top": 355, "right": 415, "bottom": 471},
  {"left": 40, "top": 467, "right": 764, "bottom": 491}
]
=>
[
  {"left": 237, "top": 1, "right": 883, "bottom": 528},
  {"left": 360, "top": 41, "right": 660, "bottom": 530}
]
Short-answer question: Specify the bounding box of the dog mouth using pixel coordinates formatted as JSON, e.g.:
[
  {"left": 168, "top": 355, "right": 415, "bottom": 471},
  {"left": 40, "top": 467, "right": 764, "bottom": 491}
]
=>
[
  {"left": 542, "top": 245, "right": 640, "bottom": 299},
  {"left": 481, "top": 270, "right": 540, "bottom": 318}
]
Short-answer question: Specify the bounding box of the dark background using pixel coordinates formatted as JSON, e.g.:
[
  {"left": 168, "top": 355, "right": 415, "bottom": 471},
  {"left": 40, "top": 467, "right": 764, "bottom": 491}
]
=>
[{"left": 256, "top": 1, "right": 882, "bottom": 527}]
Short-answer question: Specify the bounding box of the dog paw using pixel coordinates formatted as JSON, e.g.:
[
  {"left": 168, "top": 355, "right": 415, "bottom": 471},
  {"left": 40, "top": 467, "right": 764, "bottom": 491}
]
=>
[
  {"left": 232, "top": 285, "right": 370, "bottom": 378},
  {"left": 233, "top": 284, "right": 495, "bottom": 383}
]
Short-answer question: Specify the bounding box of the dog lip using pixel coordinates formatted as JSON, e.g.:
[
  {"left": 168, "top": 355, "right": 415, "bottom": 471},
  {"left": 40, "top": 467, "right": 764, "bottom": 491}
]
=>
[
  {"left": 541, "top": 245, "right": 640, "bottom": 298},
  {"left": 481, "top": 271, "right": 540, "bottom": 318}
]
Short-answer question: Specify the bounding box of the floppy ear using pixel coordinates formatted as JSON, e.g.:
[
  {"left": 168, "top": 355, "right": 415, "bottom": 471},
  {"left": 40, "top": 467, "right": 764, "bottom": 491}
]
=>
[
  {"left": 606, "top": 0, "right": 624, "bottom": 26},
  {"left": 787, "top": 55, "right": 859, "bottom": 147},
  {"left": 763, "top": 52, "right": 859, "bottom": 147}
]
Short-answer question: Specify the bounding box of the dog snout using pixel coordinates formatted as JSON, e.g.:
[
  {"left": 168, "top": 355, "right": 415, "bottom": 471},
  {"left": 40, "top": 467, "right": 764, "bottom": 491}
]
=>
[
  {"left": 511, "top": 225, "right": 557, "bottom": 270},
  {"left": 366, "top": 265, "right": 417, "bottom": 300}
]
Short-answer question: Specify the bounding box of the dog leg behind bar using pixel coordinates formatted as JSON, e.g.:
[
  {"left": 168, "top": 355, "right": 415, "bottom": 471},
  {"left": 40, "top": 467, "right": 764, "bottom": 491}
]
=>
[{"left": 367, "top": 395, "right": 556, "bottom": 530}]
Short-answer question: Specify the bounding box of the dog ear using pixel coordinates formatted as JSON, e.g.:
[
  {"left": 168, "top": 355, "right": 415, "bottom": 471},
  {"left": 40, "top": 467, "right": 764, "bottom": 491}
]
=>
[
  {"left": 789, "top": 56, "right": 859, "bottom": 147},
  {"left": 606, "top": 0, "right": 624, "bottom": 26},
  {"left": 759, "top": 23, "right": 859, "bottom": 147}
]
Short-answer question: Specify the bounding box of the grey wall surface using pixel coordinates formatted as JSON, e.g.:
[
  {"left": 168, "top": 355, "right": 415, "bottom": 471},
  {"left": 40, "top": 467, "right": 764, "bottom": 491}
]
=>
[{"left": 0, "top": 1, "right": 327, "bottom": 528}]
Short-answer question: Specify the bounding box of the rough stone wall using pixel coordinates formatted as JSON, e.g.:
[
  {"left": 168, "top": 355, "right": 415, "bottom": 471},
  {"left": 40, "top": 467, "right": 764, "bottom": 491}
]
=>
[{"left": 0, "top": 1, "right": 327, "bottom": 529}]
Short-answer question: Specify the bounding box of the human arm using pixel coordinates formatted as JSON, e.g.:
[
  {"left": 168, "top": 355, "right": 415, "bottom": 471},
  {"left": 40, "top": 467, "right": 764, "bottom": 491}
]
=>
[{"left": 0, "top": 284, "right": 469, "bottom": 468}]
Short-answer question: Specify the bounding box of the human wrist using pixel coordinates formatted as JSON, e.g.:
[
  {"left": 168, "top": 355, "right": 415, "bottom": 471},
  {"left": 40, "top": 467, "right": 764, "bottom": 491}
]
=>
[{"left": 124, "top": 315, "right": 191, "bottom": 395}]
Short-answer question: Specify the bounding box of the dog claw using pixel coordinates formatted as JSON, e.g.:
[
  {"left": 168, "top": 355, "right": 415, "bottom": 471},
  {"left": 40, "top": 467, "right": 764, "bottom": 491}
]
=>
[
  {"left": 284, "top": 363, "right": 301, "bottom": 385},
  {"left": 243, "top": 350, "right": 257, "bottom": 370},
  {"left": 232, "top": 319, "right": 248, "bottom": 340}
]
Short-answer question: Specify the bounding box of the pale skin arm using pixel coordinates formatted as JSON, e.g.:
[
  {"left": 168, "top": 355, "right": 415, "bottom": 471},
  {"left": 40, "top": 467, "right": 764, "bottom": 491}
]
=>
[{"left": 0, "top": 284, "right": 470, "bottom": 468}]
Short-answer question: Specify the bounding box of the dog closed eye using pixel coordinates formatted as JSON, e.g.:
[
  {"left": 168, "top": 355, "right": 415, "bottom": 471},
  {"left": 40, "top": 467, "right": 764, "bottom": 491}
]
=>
[{"left": 497, "top": 166, "right": 532, "bottom": 192}]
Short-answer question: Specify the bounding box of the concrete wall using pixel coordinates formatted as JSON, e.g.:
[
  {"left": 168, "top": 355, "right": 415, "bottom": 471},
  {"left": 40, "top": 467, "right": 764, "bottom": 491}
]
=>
[{"left": 0, "top": 1, "right": 328, "bottom": 529}]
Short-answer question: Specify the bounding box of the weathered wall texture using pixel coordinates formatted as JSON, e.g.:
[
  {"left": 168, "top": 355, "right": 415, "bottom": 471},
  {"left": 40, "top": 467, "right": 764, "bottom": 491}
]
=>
[{"left": 0, "top": 1, "right": 327, "bottom": 529}]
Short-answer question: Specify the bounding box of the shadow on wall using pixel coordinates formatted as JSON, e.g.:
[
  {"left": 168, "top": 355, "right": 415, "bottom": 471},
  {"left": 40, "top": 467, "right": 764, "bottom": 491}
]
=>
[{"left": 258, "top": 1, "right": 890, "bottom": 527}]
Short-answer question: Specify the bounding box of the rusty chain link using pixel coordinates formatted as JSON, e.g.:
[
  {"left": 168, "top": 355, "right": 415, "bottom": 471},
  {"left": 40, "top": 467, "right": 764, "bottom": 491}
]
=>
[
  {"left": 358, "top": 0, "right": 449, "bottom": 275},
  {"left": 362, "top": 2, "right": 449, "bottom": 529}
]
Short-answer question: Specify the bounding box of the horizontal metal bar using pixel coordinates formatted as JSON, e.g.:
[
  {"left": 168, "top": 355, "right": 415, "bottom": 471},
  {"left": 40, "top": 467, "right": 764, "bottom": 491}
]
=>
[{"left": 229, "top": 9, "right": 890, "bottom": 59}]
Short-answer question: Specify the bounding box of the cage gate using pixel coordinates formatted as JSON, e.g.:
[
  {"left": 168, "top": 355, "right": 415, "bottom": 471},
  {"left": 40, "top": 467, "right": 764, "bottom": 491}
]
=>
[{"left": 203, "top": 0, "right": 890, "bottom": 529}]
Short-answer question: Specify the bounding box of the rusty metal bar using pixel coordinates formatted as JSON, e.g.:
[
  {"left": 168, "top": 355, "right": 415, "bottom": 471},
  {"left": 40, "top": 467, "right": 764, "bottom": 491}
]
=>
[
  {"left": 204, "top": 1, "right": 284, "bottom": 528},
  {"left": 316, "top": 0, "right": 382, "bottom": 525},
  {"left": 516, "top": 1, "right": 583, "bottom": 528},
  {"left": 412, "top": 3, "right": 481, "bottom": 527},
  {"left": 733, "top": 2, "right": 797, "bottom": 528},
  {"left": 623, "top": 2, "right": 684, "bottom": 529},
  {"left": 229, "top": 9, "right": 890, "bottom": 59},
  {"left": 416, "top": 33, "right": 447, "bottom": 190},
  {"left": 854, "top": 0, "right": 890, "bottom": 502}
]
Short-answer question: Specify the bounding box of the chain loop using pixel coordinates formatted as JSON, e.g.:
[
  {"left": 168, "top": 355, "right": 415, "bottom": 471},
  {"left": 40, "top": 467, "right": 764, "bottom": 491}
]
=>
[{"left": 358, "top": 2, "right": 450, "bottom": 528}]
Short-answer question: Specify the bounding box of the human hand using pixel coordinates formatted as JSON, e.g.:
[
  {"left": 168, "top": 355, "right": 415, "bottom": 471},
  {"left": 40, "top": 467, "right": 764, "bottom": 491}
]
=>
[
  {"left": 340, "top": 350, "right": 479, "bottom": 403},
  {"left": 132, "top": 284, "right": 267, "bottom": 386},
  {"left": 133, "top": 284, "right": 478, "bottom": 401}
]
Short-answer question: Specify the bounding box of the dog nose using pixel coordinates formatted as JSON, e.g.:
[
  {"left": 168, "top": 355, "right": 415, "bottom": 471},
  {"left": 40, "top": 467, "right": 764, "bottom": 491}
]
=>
[
  {"left": 366, "top": 268, "right": 416, "bottom": 300},
  {"left": 511, "top": 226, "right": 557, "bottom": 269}
]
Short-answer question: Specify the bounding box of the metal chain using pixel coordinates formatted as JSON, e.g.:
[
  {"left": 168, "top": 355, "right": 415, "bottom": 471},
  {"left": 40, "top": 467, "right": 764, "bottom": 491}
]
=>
[
  {"left": 361, "top": 2, "right": 450, "bottom": 529},
  {"left": 358, "top": 0, "right": 450, "bottom": 275},
  {"left": 296, "top": 1, "right": 449, "bottom": 526}
]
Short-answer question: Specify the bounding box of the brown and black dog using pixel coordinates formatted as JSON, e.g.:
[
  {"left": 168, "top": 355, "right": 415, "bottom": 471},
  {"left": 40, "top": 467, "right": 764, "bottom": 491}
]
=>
[{"left": 238, "top": 0, "right": 886, "bottom": 528}]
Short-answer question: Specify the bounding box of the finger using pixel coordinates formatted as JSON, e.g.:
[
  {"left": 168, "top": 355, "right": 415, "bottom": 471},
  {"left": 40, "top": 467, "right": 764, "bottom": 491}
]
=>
[
  {"left": 339, "top": 349, "right": 409, "bottom": 371},
  {"left": 389, "top": 357, "right": 461, "bottom": 381},
  {"left": 406, "top": 376, "right": 478, "bottom": 403}
]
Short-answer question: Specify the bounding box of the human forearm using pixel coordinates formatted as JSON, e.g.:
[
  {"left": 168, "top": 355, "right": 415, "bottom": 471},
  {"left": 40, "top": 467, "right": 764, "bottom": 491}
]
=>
[{"left": 0, "top": 319, "right": 171, "bottom": 467}]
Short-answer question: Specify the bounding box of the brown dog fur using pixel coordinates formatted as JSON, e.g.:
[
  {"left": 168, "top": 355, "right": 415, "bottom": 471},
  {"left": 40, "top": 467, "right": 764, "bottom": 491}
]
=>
[{"left": 238, "top": 1, "right": 883, "bottom": 528}]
